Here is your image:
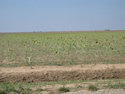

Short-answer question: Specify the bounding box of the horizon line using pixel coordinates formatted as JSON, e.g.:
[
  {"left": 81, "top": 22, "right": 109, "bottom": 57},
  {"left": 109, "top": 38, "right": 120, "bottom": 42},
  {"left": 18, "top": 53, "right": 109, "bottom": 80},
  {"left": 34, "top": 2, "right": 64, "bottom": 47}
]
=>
[{"left": 0, "top": 30, "right": 125, "bottom": 34}]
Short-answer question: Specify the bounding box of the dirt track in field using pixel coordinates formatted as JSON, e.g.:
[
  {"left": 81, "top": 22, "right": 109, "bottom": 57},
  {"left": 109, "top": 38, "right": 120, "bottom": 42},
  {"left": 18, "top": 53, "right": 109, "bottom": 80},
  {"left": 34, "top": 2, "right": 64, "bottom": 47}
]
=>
[{"left": 0, "top": 64, "right": 125, "bottom": 83}]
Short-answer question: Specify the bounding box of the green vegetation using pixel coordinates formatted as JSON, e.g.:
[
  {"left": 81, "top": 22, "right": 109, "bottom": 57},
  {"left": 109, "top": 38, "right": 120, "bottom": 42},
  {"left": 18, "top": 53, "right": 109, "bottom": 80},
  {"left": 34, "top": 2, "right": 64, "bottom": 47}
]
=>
[
  {"left": 0, "top": 31, "right": 125, "bottom": 67},
  {"left": 87, "top": 85, "right": 98, "bottom": 91},
  {"left": 58, "top": 86, "right": 70, "bottom": 92},
  {"left": 107, "top": 81, "right": 125, "bottom": 89},
  {"left": 0, "top": 83, "right": 32, "bottom": 94},
  {"left": 0, "top": 79, "right": 125, "bottom": 93}
]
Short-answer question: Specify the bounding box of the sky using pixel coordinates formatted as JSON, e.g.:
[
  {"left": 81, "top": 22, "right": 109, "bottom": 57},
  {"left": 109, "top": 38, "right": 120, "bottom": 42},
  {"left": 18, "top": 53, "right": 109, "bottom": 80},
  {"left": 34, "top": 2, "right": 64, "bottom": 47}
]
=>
[{"left": 0, "top": 0, "right": 125, "bottom": 32}]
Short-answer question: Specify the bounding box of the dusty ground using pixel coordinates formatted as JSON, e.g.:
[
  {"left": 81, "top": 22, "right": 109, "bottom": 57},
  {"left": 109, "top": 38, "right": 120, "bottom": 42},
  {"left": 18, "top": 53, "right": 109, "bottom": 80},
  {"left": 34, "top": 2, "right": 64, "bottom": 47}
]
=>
[
  {"left": 0, "top": 64, "right": 125, "bottom": 83},
  {"left": 66, "top": 89, "right": 125, "bottom": 94}
]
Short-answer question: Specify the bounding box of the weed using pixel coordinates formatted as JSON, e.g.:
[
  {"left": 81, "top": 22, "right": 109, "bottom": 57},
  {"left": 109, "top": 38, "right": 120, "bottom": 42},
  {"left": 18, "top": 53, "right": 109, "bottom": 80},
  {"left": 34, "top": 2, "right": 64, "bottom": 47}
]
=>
[
  {"left": 107, "top": 82, "right": 125, "bottom": 89},
  {"left": 76, "top": 85, "right": 83, "bottom": 88},
  {"left": 0, "top": 83, "right": 32, "bottom": 94},
  {"left": 0, "top": 89, "right": 6, "bottom": 94},
  {"left": 48, "top": 91, "right": 58, "bottom": 94},
  {"left": 87, "top": 85, "right": 98, "bottom": 91},
  {"left": 58, "top": 86, "right": 70, "bottom": 92}
]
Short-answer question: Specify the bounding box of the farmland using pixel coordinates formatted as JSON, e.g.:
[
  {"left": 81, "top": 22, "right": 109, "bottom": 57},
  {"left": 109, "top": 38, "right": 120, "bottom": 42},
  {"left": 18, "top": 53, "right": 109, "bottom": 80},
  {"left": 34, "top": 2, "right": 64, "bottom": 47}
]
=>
[
  {"left": 0, "top": 31, "right": 125, "bottom": 67},
  {"left": 0, "top": 30, "right": 125, "bottom": 93}
]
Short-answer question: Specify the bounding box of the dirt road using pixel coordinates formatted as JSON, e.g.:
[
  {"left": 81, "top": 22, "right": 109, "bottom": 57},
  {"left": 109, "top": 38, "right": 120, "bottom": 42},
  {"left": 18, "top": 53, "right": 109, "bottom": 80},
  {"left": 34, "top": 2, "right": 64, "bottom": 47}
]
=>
[{"left": 0, "top": 64, "right": 125, "bottom": 83}]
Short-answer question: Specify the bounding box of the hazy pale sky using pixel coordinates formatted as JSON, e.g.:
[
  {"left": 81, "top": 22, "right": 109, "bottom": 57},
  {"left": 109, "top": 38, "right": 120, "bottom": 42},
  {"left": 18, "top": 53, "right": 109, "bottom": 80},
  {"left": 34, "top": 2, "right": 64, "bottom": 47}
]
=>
[{"left": 0, "top": 0, "right": 125, "bottom": 32}]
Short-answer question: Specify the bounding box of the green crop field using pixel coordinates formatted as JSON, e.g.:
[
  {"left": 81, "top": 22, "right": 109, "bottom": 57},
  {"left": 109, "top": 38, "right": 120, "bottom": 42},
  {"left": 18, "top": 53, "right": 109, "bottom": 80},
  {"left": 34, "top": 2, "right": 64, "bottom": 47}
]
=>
[{"left": 0, "top": 31, "right": 125, "bottom": 67}]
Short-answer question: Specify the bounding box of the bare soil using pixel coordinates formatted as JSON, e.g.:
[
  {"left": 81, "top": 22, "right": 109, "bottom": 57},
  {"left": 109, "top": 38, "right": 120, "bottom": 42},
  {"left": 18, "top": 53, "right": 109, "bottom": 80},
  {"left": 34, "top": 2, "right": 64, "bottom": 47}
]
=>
[
  {"left": 66, "top": 89, "right": 125, "bottom": 94},
  {"left": 0, "top": 64, "right": 125, "bottom": 83}
]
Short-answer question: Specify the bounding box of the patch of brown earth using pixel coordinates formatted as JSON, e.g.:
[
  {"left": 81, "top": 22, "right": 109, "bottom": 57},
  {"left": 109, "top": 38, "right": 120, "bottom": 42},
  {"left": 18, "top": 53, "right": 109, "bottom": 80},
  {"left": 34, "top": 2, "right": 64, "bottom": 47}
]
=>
[{"left": 0, "top": 64, "right": 125, "bottom": 83}]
